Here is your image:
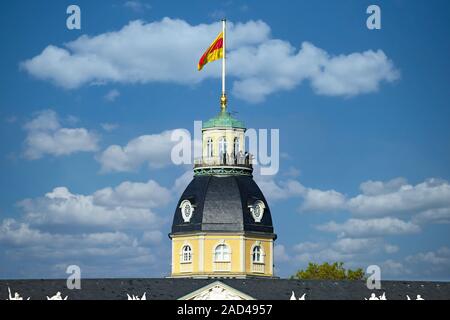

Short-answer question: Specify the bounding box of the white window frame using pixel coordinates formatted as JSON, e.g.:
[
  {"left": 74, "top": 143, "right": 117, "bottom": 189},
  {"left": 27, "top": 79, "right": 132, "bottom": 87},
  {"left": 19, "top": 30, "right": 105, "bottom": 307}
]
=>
[
  {"left": 218, "top": 137, "right": 228, "bottom": 155},
  {"left": 206, "top": 137, "right": 213, "bottom": 158},
  {"left": 181, "top": 244, "right": 193, "bottom": 263},
  {"left": 214, "top": 243, "right": 231, "bottom": 262},
  {"left": 252, "top": 245, "right": 264, "bottom": 263},
  {"left": 234, "top": 137, "right": 240, "bottom": 157}
]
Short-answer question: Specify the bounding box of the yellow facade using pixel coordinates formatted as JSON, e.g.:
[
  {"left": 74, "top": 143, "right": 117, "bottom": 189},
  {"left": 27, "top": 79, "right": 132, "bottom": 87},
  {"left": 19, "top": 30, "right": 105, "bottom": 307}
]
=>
[{"left": 171, "top": 233, "right": 274, "bottom": 278}]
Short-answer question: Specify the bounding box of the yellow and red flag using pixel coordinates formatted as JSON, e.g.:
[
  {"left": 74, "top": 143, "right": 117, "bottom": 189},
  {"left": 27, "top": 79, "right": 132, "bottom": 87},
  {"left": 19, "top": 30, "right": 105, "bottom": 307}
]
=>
[{"left": 198, "top": 32, "right": 224, "bottom": 71}]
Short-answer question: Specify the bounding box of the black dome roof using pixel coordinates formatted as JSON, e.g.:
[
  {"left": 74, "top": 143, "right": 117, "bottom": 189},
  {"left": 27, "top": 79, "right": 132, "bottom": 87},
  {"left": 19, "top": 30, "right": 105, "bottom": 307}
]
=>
[{"left": 171, "top": 175, "right": 275, "bottom": 237}]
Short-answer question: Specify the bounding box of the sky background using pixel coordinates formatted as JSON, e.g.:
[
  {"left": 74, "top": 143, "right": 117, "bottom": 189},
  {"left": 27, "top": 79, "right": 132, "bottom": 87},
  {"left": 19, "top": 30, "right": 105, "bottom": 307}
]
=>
[{"left": 0, "top": 0, "right": 449, "bottom": 280}]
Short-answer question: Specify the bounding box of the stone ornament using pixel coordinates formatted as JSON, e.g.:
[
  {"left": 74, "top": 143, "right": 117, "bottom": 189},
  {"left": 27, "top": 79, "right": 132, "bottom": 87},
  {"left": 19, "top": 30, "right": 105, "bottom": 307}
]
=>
[
  {"left": 249, "top": 200, "right": 265, "bottom": 223},
  {"left": 180, "top": 200, "right": 195, "bottom": 223},
  {"left": 127, "top": 292, "right": 147, "bottom": 300},
  {"left": 194, "top": 285, "right": 244, "bottom": 300},
  {"left": 7, "top": 287, "right": 30, "bottom": 300},
  {"left": 290, "top": 291, "right": 306, "bottom": 300},
  {"left": 47, "top": 292, "right": 68, "bottom": 300}
]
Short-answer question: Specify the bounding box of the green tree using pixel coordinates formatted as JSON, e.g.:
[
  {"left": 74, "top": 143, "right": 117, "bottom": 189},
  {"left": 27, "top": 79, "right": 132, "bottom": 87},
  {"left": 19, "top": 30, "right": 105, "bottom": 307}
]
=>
[{"left": 291, "top": 262, "right": 365, "bottom": 280}]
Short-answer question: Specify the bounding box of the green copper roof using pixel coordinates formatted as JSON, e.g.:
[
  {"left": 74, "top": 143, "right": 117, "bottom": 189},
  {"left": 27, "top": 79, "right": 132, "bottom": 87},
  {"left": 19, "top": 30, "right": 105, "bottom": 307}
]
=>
[{"left": 203, "top": 110, "right": 245, "bottom": 129}]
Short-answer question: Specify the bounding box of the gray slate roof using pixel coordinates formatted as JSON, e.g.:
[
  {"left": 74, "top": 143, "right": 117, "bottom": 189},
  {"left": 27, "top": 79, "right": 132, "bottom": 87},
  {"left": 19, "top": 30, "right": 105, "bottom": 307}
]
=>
[
  {"left": 1, "top": 278, "right": 449, "bottom": 300},
  {"left": 171, "top": 175, "right": 275, "bottom": 236}
]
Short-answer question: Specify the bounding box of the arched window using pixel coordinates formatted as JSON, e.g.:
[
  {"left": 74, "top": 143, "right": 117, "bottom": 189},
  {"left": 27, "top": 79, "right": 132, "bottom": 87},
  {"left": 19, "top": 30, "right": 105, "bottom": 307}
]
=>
[
  {"left": 214, "top": 244, "right": 231, "bottom": 262},
  {"left": 252, "top": 245, "right": 263, "bottom": 263},
  {"left": 206, "top": 138, "right": 213, "bottom": 158},
  {"left": 218, "top": 137, "right": 227, "bottom": 155},
  {"left": 182, "top": 245, "right": 192, "bottom": 263},
  {"left": 234, "top": 137, "right": 240, "bottom": 157}
]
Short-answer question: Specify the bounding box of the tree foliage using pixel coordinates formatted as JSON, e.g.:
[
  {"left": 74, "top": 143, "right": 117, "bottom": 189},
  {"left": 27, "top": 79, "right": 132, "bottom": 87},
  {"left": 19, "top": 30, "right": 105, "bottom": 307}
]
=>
[{"left": 292, "top": 262, "right": 365, "bottom": 280}]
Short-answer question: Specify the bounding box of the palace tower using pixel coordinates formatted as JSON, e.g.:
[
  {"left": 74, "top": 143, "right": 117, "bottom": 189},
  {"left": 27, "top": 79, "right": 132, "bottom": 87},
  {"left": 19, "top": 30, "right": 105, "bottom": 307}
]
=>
[{"left": 169, "top": 96, "right": 277, "bottom": 278}]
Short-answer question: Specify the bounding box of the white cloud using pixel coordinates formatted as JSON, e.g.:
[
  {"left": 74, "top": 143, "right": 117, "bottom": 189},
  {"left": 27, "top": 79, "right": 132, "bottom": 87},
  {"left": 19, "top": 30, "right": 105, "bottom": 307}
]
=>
[
  {"left": 124, "top": 1, "right": 151, "bottom": 12},
  {"left": 405, "top": 247, "right": 450, "bottom": 278},
  {"left": 97, "top": 130, "right": 177, "bottom": 172},
  {"left": 231, "top": 41, "right": 399, "bottom": 102},
  {"left": 0, "top": 171, "right": 195, "bottom": 278},
  {"left": 317, "top": 217, "right": 420, "bottom": 238},
  {"left": 300, "top": 188, "right": 346, "bottom": 212},
  {"left": 290, "top": 240, "right": 356, "bottom": 265},
  {"left": 384, "top": 244, "right": 399, "bottom": 254},
  {"left": 284, "top": 166, "right": 301, "bottom": 178},
  {"left": 23, "top": 109, "right": 59, "bottom": 131},
  {"left": 21, "top": 18, "right": 399, "bottom": 103},
  {"left": 296, "top": 177, "right": 450, "bottom": 220},
  {"left": 293, "top": 241, "right": 324, "bottom": 253},
  {"left": 104, "top": 89, "right": 120, "bottom": 102},
  {"left": 258, "top": 173, "right": 449, "bottom": 279},
  {"left": 406, "top": 247, "right": 450, "bottom": 266},
  {"left": 0, "top": 219, "right": 136, "bottom": 250},
  {"left": 274, "top": 244, "right": 290, "bottom": 262},
  {"left": 412, "top": 207, "right": 450, "bottom": 225},
  {"left": 359, "top": 177, "right": 408, "bottom": 196},
  {"left": 266, "top": 175, "right": 450, "bottom": 227},
  {"left": 255, "top": 177, "right": 305, "bottom": 202},
  {"left": 255, "top": 174, "right": 345, "bottom": 212},
  {"left": 23, "top": 110, "right": 98, "bottom": 159},
  {"left": 101, "top": 123, "right": 119, "bottom": 132},
  {"left": 381, "top": 259, "right": 409, "bottom": 276},
  {"left": 18, "top": 186, "right": 162, "bottom": 229},
  {"left": 93, "top": 179, "right": 172, "bottom": 209},
  {"left": 0, "top": 218, "right": 163, "bottom": 278},
  {"left": 0, "top": 218, "right": 52, "bottom": 246},
  {"left": 309, "top": 48, "right": 399, "bottom": 96},
  {"left": 293, "top": 247, "right": 354, "bottom": 264},
  {"left": 332, "top": 238, "right": 382, "bottom": 254},
  {"left": 285, "top": 238, "right": 400, "bottom": 271},
  {"left": 140, "top": 230, "right": 163, "bottom": 245},
  {"left": 172, "top": 170, "right": 193, "bottom": 195},
  {"left": 348, "top": 178, "right": 450, "bottom": 218}
]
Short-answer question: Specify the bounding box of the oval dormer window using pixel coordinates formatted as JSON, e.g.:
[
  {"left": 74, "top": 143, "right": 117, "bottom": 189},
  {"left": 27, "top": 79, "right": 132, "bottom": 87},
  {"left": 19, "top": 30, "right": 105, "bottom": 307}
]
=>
[
  {"left": 180, "top": 200, "right": 194, "bottom": 222},
  {"left": 250, "top": 200, "right": 265, "bottom": 223}
]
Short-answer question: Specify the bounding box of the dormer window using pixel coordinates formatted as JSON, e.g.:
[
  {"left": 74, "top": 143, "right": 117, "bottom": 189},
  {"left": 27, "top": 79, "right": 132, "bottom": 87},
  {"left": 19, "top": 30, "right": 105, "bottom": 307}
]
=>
[
  {"left": 249, "top": 200, "right": 265, "bottom": 223},
  {"left": 180, "top": 200, "right": 195, "bottom": 222}
]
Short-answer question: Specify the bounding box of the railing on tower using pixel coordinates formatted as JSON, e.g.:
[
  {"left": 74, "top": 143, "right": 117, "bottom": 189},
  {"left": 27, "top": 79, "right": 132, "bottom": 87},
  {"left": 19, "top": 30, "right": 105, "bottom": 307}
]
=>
[
  {"left": 251, "top": 262, "right": 265, "bottom": 274},
  {"left": 194, "top": 153, "right": 254, "bottom": 169}
]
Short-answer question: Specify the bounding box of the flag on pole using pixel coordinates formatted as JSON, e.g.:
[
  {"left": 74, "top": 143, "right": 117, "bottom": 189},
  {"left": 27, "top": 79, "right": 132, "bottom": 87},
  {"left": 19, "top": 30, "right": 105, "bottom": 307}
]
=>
[{"left": 197, "top": 32, "right": 224, "bottom": 71}]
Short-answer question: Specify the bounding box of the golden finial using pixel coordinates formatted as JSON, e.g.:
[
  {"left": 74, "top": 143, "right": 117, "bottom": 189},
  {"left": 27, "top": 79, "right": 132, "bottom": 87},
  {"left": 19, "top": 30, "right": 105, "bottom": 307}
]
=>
[{"left": 220, "top": 93, "right": 227, "bottom": 111}]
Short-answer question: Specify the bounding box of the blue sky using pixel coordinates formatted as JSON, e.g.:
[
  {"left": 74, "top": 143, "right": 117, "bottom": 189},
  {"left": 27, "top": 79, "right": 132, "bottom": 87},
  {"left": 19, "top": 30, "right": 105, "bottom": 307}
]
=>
[{"left": 0, "top": 0, "right": 449, "bottom": 280}]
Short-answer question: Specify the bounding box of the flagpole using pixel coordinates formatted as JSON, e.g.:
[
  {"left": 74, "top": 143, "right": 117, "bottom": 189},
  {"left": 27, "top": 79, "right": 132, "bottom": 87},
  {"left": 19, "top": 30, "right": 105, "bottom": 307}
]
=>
[{"left": 220, "top": 19, "right": 227, "bottom": 111}]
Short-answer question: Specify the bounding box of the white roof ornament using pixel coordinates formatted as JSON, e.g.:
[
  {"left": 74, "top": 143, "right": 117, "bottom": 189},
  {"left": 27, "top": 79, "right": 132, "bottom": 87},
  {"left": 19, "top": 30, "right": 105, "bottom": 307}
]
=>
[
  {"left": 364, "top": 292, "right": 387, "bottom": 300},
  {"left": 127, "top": 292, "right": 147, "bottom": 300},
  {"left": 47, "top": 291, "right": 68, "bottom": 300},
  {"left": 249, "top": 200, "right": 265, "bottom": 223},
  {"left": 289, "top": 291, "right": 306, "bottom": 300},
  {"left": 364, "top": 293, "right": 379, "bottom": 300},
  {"left": 7, "top": 287, "right": 30, "bottom": 300},
  {"left": 407, "top": 294, "right": 424, "bottom": 300},
  {"left": 180, "top": 200, "right": 195, "bottom": 223}
]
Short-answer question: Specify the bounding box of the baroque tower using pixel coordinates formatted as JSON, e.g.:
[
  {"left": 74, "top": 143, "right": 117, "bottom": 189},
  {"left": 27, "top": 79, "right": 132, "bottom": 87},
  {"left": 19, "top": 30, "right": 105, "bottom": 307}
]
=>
[{"left": 169, "top": 97, "right": 277, "bottom": 278}]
